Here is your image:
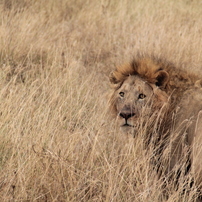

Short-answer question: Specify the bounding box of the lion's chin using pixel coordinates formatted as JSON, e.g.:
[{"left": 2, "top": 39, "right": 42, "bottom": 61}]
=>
[{"left": 120, "top": 124, "right": 137, "bottom": 134}]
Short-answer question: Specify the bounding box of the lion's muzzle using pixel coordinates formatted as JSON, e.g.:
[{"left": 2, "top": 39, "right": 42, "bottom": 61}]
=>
[{"left": 119, "top": 106, "right": 136, "bottom": 128}]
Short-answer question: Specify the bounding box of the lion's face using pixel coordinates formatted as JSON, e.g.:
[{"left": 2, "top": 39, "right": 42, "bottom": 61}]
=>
[{"left": 110, "top": 75, "right": 169, "bottom": 133}]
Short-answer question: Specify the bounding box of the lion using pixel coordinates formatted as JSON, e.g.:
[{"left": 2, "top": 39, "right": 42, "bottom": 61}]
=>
[{"left": 109, "top": 55, "right": 202, "bottom": 197}]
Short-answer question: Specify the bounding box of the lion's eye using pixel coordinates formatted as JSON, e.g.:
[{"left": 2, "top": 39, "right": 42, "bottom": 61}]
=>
[
  {"left": 119, "top": 92, "right": 125, "bottom": 97},
  {"left": 138, "top": 93, "right": 146, "bottom": 99}
]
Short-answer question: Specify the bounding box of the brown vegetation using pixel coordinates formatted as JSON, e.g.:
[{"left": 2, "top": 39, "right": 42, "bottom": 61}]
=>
[{"left": 0, "top": 0, "right": 202, "bottom": 201}]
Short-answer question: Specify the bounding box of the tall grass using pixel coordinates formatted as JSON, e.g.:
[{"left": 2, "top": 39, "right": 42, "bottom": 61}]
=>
[{"left": 0, "top": 0, "right": 201, "bottom": 201}]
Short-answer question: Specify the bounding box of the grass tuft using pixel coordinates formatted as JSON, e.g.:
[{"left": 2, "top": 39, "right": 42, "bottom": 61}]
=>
[{"left": 0, "top": 0, "right": 201, "bottom": 201}]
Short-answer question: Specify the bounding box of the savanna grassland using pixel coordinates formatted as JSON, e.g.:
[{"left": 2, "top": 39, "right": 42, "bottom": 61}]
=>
[{"left": 0, "top": 0, "right": 202, "bottom": 201}]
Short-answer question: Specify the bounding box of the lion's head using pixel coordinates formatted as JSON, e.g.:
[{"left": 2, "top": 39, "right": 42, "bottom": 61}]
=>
[{"left": 109, "top": 57, "right": 170, "bottom": 134}]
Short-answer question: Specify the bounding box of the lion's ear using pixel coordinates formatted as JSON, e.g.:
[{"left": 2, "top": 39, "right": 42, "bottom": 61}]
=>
[
  {"left": 155, "top": 70, "right": 169, "bottom": 88},
  {"left": 109, "top": 71, "right": 122, "bottom": 89},
  {"left": 109, "top": 71, "right": 118, "bottom": 84}
]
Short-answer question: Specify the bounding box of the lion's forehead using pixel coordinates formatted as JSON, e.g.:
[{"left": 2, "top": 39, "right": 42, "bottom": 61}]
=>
[
  {"left": 120, "top": 75, "right": 153, "bottom": 93},
  {"left": 124, "top": 75, "right": 145, "bottom": 85}
]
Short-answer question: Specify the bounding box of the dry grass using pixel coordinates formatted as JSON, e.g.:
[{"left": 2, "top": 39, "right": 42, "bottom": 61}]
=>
[{"left": 0, "top": 0, "right": 202, "bottom": 201}]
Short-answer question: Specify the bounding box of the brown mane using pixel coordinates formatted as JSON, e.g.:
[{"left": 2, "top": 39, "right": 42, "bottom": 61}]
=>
[{"left": 110, "top": 55, "right": 199, "bottom": 97}]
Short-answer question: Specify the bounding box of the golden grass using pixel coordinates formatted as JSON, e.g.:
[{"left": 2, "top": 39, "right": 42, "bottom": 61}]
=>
[{"left": 0, "top": 0, "right": 201, "bottom": 201}]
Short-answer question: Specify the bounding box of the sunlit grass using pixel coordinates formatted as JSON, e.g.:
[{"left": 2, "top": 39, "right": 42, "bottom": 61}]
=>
[{"left": 0, "top": 0, "right": 201, "bottom": 201}]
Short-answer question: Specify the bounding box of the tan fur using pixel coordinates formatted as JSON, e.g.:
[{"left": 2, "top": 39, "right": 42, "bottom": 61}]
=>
[
  {"left": 109, "top": 55, "right": 202, "bottom": 193},
  {"left": 173, "top": 86, "right": 202, "bottom": 190}
]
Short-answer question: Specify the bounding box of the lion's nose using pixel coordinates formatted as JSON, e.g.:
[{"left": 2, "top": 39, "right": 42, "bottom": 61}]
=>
[{"left": 119, "top": 112, "right": 135, "bottom": 120}]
